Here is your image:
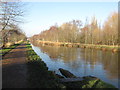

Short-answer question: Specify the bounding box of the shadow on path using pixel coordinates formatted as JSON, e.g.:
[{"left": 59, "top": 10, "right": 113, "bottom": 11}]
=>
[{"left": 2, "top": 44, "right": 28, "bottom": 88}]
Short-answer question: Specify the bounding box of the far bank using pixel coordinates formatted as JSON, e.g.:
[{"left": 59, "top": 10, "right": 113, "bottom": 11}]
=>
[{"left": 30, "top": 40, "right": 120, "bottom": 52}]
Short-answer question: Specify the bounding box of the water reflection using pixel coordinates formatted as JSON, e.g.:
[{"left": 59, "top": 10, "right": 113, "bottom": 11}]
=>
[{"left": 32, "top": 43, "right": 119, "bottom": 88}]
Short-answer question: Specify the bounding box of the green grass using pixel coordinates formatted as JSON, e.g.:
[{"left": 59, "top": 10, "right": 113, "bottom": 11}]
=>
[
  {"left": 94, "top": 80, "right": 117, "bottom": 88},
  {"left": 81, "top": 76, "right": 117, "bottom": 89},
  {"left": 82, "top": 79, "right": 116, "bottom": 88},
  {"left": 82, "top": 79, "right": 98, "bottom": 88},
  {"left": 0, "top": 43, "right": 21, "bottom": 57},
  {"left": 26, "top": 43, "right": 62, "bottom": 88}
]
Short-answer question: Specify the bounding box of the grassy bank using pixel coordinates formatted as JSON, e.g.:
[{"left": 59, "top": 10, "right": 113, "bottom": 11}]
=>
[
  {"left": 35, "top": 40, "right": 120, "bottom": 52},
  {"left": 0, "top": 43, "right": 22, "bottom": 57},
  {"left": 26, "top": 43, "right": 64, "bottom": 88}
]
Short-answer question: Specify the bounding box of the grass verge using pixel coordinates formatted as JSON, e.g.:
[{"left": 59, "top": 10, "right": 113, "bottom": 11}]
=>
[
  {"left": 26, "top": 43, "right": 63, "bottom": 88},
  {"left": 0, "top": 43, "right": 22, "bottom": 57}
]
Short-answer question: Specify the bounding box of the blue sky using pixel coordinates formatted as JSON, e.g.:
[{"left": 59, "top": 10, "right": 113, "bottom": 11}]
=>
[{"left": 21, "top": 2, "right": 118, "bottom": 37}]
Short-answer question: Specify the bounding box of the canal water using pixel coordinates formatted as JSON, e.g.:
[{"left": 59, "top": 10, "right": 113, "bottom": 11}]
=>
[{"left": 31, "top": 44, "right": 119, "bottom": 88}]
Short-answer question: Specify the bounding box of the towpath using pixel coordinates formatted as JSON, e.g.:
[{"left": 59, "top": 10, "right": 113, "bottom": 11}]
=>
[{"left": 2, "top": 44, "right": 28, "bottom": 88}]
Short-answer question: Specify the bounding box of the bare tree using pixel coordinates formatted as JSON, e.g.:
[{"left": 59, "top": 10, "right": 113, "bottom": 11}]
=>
[
  {"left": 30, "top": 12, "right": 118, "bottom": 46},
  {"left": 0, "top": 1, "right": 26, "bottom": 47},
  {"left": 103, "top": 12, "right": 118, "bottom": 45},
  {"left": 0, "top": 1, "right": 25, "bottom": 31}
]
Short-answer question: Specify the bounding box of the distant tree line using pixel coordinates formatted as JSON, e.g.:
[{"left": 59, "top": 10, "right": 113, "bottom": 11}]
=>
[{"left": 31, "top": 12, "right": 119, "bottom": 45}]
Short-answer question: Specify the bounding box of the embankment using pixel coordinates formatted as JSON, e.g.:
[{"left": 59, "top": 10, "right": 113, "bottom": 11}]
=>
[{"left": 26, "top": 42, "right": 60, "bottom": 88}]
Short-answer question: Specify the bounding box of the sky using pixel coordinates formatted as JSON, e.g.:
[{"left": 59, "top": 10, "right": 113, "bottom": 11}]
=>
[{"left": 21, "top": 2, "right": 118, "bottom": 37}]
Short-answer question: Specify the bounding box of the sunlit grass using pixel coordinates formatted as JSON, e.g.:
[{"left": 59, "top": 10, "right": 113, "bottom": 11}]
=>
[{"left": 0, "top": 44, "right": 21, "bottom": 57}]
